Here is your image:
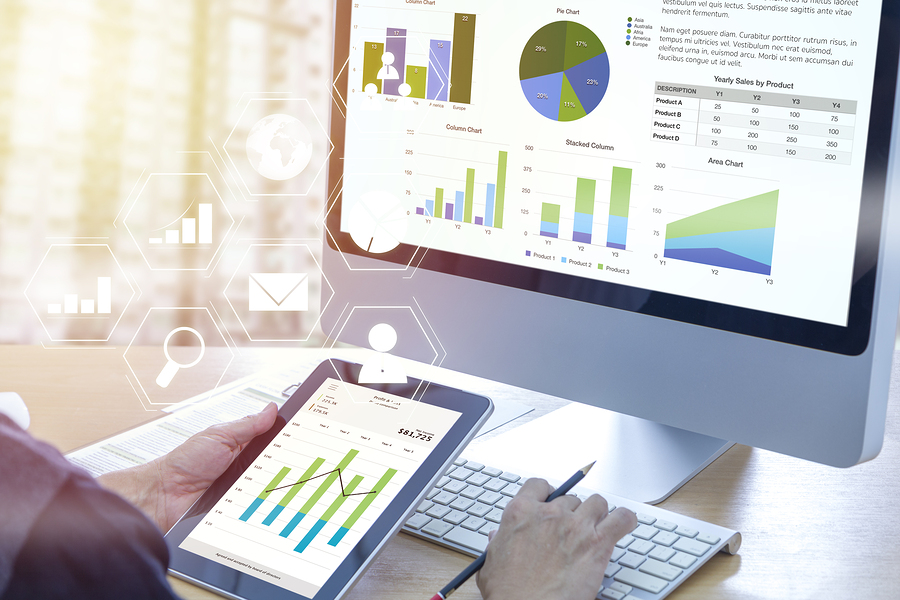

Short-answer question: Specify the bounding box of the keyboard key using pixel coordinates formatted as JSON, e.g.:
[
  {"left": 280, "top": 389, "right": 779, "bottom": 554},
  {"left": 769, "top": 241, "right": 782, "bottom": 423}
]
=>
[
  {"left": 636, "top": 513, "right": 656, "bottom": 525},
  {"left": 478, "top": 491, "right": 503, "bottom": 505},
  {"left": 617, "top": 552, "right": 646, "bottom": 570},
  {"left": 467, "top": 502, "right": 492, "bottom": 518},
  {"left": 442, "top": 480, "right": 467, "bottom": 494},
  {"left": 426, "top": 488, "right": 440, "bottom": 500},
  {"left": 405, "top": 514, "right": 431, "bottom": 530},
  {"left": 453, "top": 457, "right": 467, "bottom": 466},
  {"left": 673, "top": 538, "right": 712, "bottom": 557},
  {"left": 467, "top": 473, "right": 491, "bottom": 487},
  {"left": 450, "top": 497, "right": 475, "bottom": 511},
  {"left": 460, "top": 485, "right": 485, "bottom": 500},
  {"left": 654, "top": 519, "right": 678, "bottom": 532},
  {"left": 449, "top": 467, "right": 474, "bottom": 481},
  {"left": 649, "top": 546, "right": 676, "bottom": 563},
  {"left": 483, "top": 478, "right": 508, "bottom": 492},
  {"left": 697, "top": 533, "right": 721, "bottom": 545},
  {"left": 444, "top": 527, "right": 488, "bottom": 553},
  {"left": 444, "top": 510, "right": 468, "bottom": 525},
  {"left": 613, "top": 568, "right": 668, "bottom": 594},
  {"left": 461, "top": 516, "right": 487, "bottom": 531},
  {"left": 425, "top": 505, "right": 451, "bottom": 519},
  {"left": 608, "top": 582, "right": 633, "bottom": 595},
  {"left": 600, "top": 589, "right": 625, "bottom": 600},
  {"left": 604, "top": 563, "right": 622, "bottom": 578},
  {"left": 464, "top": 462, "right": 485, "bottom": 472},
  {"left": 628, "top": 540, "right": 655, "bottom": 555},
  {"left": 615, "top": 535, "right": 635, "bottom": 549},
  {"left": 481, "top": 466, "right": 503, "bottom": 477},
  {"left": 498, "top": 472, "right": 521, "bottom": 482},
  {"left": 652, "top": 531, "right": 679, "bottom": 547},
  {"left": 639, "top": 558, "right": 683, "bottom": 582},
  {"left": 485, "top": 508, "right": 504, "bottom": 523},
  {"left": 478, "top": 523, "right": 496, "bottom": 536},
  {"left": 500, "top": 482, "right": 522, "bottom": 497},
  {"left": 494, "top": 496, "right": 511, "bottom": 509},
  {"left": 632, "top": 525, "right": 658, "bottom": 541},
  {"left": 675, "top": 525, "right": 698, "bottom": 538},
  {"left": 432, "top": 491, "right": 457, "bottom": 506},
  {"left": 669, "top": 552, "right": 698, "bottom": 569},
  {"left": 607, "top": 504, "right": 617, "bottom": 512},
  {"left": 610, "top": 548, "right": 626, "bottom": 562},
  {"left": 416, "top": 500, "right": 434, "bottom": 513},
  {"left": 422, "top": 520, "right": 454, "bottom": 537},
  {"left": 436, "top": 476, "right": 451, "bottom": 488}
]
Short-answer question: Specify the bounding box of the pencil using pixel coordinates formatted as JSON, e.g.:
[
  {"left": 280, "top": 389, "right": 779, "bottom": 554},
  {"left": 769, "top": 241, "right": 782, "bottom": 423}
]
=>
[{"left": 429, "top": 461, "right": 596, "bottom": 600}]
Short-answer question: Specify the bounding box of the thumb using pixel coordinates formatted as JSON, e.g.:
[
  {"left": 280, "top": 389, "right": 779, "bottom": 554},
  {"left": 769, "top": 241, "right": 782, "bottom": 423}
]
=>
[{"left": 209, "top": 402, "right": 279, "bottom": 449}]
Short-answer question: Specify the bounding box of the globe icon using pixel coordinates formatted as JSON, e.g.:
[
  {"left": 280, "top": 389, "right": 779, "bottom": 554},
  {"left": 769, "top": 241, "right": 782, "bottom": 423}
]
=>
[{"left": 245, "top": 114, "right": 313, "bottom": 181}]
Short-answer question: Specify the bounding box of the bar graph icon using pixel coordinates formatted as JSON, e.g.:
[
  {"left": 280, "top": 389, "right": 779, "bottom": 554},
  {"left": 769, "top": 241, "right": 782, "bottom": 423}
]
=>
[
  {"left": 238, "top": 449, "right": 398, "bottom": 554},
  {"left": 149, "top": 203, "right": 212, "bottom": 245},
  {"left": 47, "top": 277, "right": 112, "bottom": 315}
]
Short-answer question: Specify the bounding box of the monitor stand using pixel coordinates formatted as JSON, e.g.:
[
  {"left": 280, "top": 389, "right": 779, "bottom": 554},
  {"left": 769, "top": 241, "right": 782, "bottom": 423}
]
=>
[{"left": 468, "top": 400, "right": 734, "bottom": 505}]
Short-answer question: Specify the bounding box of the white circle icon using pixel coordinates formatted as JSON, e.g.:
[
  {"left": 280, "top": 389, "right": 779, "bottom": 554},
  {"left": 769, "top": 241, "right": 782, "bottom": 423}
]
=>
[
  {"left": 347, "top": 190, "right": 408, "bottom": 254},
  {"left": 246, "top": 114, "right": 313, "bottom": 181}
]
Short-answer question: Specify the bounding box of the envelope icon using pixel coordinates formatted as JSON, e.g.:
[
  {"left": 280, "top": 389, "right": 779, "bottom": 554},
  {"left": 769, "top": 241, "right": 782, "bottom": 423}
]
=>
[{"left": 249, "top": 273, "right": 308, "bottom": 312}]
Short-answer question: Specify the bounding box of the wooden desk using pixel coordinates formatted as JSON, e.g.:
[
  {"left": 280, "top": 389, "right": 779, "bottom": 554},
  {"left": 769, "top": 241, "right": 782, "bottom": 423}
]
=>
[{"left": 4, "top": 344, "right": 899, "bottom": 599}]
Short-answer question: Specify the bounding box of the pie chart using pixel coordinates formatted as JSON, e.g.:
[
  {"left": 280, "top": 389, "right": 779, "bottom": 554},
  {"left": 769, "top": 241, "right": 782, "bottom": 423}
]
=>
[
  {"left": 347, "top": 190, "right": 409, "bottom": 254},
  {"left": 519, "top": 21, "right": 610, "bottom": 122}
]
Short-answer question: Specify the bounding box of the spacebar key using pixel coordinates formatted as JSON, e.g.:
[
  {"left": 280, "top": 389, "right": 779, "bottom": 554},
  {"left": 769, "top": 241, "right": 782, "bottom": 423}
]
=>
[
  {"left": 443, "top": 527, "right": 489, "bottom": 553},
  {"left": 613, "top": 567, "right": 668, "bottom": 594}
]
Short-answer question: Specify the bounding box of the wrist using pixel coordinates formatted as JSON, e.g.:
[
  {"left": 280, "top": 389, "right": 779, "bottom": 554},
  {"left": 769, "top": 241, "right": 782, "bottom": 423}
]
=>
[{"left": 97, "top": 461, "right": 164, "bottom": 530}]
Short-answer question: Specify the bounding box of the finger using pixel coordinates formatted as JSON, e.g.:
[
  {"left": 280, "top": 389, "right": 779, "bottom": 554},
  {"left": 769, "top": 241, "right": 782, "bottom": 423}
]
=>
[
  {"left": 548, "top": 494, "right": 582, "bottom": 512},
  {"left": 211, "top": 402, "right": 279, "bottom": 448},
  {"left": 577, "top": 494, "right": 610, "bottom": 522},
  {"left": 596, "top": 507, "right": 638, "bottom": 542},
  {"left": 515, "top": 478, "right": 554, "bottom": 501},
  {"left": 487, "top": 529, "right": 498, "bottom": 542}
]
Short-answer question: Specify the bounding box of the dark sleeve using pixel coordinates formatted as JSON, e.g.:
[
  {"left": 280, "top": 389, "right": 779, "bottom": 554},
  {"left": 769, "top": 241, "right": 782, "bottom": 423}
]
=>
[{"left": 0, "top": 416, "right": 179, "bottom": 600}]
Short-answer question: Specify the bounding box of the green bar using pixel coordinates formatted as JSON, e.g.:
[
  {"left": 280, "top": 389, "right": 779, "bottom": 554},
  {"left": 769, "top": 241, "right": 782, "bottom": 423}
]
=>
[
  {"left": 298, "top": 450, "right": 359, "bottom": 515},
  {"left": 449, "top": 13, "right": 476, "bottom": 104},
  {"left": 541, "top": 203, "right": 561, "bottom": 224},
  {"left": 435, "top": 188, "right": 444, "bottom": 219},
  {"left": 320, "top": 475, "right": 364, "bottom": 521},
  {"left": 405, "top": 65, "right": 427, "bottom": 99},
  {"left": 666, "top": 190, "right": 779, "bottom": 239},
  {"left": 339, "top": 468, "right": 397, "bottom": 531},
  {"left": 464, "top": 168, "right": 475, "bottom": 223},
  {"left": 494, "top": 151, "right": 507, "bottom": 229},
  {"left": 610, "top": 167, "right": 632, "bottom": 219},
  {"left": 277, "top": 457, "right": 326, "bottom": 508},
  {"left": 363, "top": 42, "right": 384, "bottom": 94},
  {"left": 259, "top": 467, "right": 291, "bottom": 500},
  {"left": 575, "top": 177, "right": 596, "bottom": 215}
]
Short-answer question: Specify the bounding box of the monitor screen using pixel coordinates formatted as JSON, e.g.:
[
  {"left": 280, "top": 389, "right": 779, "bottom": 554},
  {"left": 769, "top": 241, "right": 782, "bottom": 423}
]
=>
[{"left": 323, "top": 0, "right": 900, "bottom": 471}]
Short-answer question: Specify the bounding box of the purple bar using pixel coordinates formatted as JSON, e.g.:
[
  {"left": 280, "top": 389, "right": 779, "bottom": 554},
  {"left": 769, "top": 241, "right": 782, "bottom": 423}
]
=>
[
  {"left": 428, "top": 40, "right": 451, "bottom": 101},
  {"left": 384, "top": 28, "right": 407, "bottom": 96},
  {"left": 540, "top": 231, "right": 559, "bottom": 239},
  {"left": 444, "top": 203, "right": 454, "bottom": 219},
  {"left": 607, "top": 242, "right": 626, "bottom": 250},
  {"left": 475, "top": 216, "right": 483, "bottom": 225},
  {"left": 573, "top": 232, "right": 592, "bottom": 243},
  {"left": 416, "top": 207, "right": 424, "bottom": 215},
  {"left": 663, "top": 247, "right": 772, "bottom": 276}
]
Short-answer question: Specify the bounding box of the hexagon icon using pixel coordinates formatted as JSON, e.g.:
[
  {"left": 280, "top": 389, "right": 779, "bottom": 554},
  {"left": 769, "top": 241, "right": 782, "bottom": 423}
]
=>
[
  {"left": 24, "top": 244, "right": 135, "bottom": 342},
  {"left": 124, "top": 307, "right": 235, "bottom": 407},
  {"left": 123, "top": 173, "right": 235, "bottom": 272},
  {"left": 224, "top": 98, "right": 333, "bottom": 198},
  {"left": 223, "top": 243, "right": 334, "bottom": 342}
]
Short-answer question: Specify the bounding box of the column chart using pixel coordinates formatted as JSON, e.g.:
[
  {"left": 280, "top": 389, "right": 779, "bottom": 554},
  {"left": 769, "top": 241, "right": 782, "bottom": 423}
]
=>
[{"left": 416, "top": 149, "right": 508, "bottom": 229}]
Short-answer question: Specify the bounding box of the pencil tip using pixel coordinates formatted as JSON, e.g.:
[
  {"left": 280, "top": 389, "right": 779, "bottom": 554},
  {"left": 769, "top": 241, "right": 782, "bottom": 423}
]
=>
[{"left": 582, "top": 461, "right": 596, "bottom": 475}]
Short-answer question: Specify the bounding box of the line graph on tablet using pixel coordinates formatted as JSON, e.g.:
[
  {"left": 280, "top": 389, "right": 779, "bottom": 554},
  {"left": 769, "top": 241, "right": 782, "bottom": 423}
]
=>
[{"left": 180, "top": 378, "right": 459, "bottom": 597}]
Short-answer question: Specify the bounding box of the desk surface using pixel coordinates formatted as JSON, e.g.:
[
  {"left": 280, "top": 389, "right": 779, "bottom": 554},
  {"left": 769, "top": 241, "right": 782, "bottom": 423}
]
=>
[{"left": 3, "top": 344, "right": 899, "bottom": 600}]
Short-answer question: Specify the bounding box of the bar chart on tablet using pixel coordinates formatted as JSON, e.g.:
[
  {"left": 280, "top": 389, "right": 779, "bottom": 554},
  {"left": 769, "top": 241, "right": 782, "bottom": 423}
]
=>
[{"left": 181, "top": 378, "right": 460, "bottom": 597}]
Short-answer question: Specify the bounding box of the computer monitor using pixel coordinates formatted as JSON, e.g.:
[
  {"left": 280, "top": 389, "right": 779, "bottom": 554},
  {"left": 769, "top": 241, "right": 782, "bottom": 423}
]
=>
[{"left": 321, "top": 1, "right": 900, "bottom": 503}]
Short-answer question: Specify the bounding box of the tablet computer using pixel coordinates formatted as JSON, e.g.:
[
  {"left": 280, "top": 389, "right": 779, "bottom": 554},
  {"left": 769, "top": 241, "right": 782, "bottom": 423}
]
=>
[{"left": 165, "top": 359, "right": 493, "bottom": 600}]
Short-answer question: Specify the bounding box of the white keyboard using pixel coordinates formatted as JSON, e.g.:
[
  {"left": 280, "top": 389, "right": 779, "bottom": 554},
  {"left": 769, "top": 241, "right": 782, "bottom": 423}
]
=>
[{"left": 402, "top": 457, "right": 741, "bottom": 600}]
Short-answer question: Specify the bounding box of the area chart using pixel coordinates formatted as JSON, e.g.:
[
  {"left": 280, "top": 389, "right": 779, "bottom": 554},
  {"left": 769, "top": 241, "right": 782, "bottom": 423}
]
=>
[
  {"left": 664, "top": 191, "right": 779, "bottom": 275},
  {"left": 519, "top": 21, "right": 610, "bottom": 122}
]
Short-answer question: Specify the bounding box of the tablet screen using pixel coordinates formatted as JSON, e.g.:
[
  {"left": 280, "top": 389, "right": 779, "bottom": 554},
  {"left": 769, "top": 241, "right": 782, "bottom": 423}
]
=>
[{"left": 178, "top": 377, "right": 462, "bottom": 598}]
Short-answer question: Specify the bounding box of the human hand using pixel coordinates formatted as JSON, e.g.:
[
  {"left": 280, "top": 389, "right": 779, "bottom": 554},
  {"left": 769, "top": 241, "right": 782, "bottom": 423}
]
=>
[
  {"left": 477, "top": 478, "right": 637, "bottom": 600},
  {"left": 98, "top": 402, "right": 278, "bottom": 533}
]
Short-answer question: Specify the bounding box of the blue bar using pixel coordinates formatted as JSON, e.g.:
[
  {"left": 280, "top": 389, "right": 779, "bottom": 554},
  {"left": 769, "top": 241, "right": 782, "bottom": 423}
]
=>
[
  {"left": 294, "top": 519, "right": 328, "bottom": 553},
  {"left": 485, "top": 183, "right": 496, "bottom": 228},
  {"left": 328, "top": 526, "right": 351, "bottom": 547},
  {"left": 454, "top": 191, "right": 464, "bottom": 221},
  {"left": 240, "top": 498, "right": 264, "bottom": 522},
  {"left": 540, "top": 221, "right": 559, "bottom": 238},
  {"left": 427, "top": 40, "right": 452, "bottom": 101},
  {"left": 262, "top": 504, "right": 286, "bottom": 526},
  {"left": 280, "top": 512, "right": 307, "bottom": 538},
  {"left": 573, "top": 212, "right": 593, "bottom": 243},
  {"left": 607, "top": 215, "right": 628, "bottom": 249},
  {"left": 426, "top": 199, "right": 435, "bottom": 216}
]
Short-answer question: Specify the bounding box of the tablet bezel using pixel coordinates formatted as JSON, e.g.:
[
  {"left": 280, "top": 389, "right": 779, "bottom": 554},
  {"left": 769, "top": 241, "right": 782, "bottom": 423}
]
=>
[{"left": 164, "top": 359, "right": 493, "bottom": 600}]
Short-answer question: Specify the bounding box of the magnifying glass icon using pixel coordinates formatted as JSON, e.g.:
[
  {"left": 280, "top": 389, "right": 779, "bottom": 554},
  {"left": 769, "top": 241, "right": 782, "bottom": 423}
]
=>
[{"left": 156, "top": 327, "right": 206, "bottom": 388}]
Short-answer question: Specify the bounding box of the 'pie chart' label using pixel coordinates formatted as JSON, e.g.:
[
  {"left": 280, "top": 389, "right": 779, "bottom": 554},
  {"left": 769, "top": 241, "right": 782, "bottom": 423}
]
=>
[{"left": 519, "top": 21, "right": 610, "bottom": 122}]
